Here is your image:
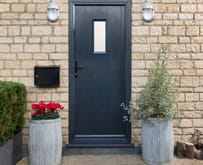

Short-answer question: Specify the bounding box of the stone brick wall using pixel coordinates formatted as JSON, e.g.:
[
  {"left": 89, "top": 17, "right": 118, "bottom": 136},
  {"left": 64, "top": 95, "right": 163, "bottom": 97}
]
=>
[
  {"left": 0, "top": 0, "right": 202, "bottom": 145},
  {"left": 0, "top": 0, "right": 69, "bottom": 144},
  {"left": 132, "top": 0, "right": 203, "bottom": 144}
]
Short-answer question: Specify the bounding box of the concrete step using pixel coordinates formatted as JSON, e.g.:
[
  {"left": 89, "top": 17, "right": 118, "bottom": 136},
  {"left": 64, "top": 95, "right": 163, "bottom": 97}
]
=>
[{"left": 62, "top": 147, "right": 141, "bottom": 156}]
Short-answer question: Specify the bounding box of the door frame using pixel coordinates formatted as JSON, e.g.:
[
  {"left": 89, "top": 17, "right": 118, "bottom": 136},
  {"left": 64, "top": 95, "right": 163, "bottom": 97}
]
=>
[{"left": 68, "top": 0, "right": 132, "bottom": 147}]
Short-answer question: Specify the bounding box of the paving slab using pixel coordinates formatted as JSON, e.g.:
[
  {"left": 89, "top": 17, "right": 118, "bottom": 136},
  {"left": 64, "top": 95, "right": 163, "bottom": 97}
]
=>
[{"left": 16, "top": 155, "right": 203, "bottom": 165}]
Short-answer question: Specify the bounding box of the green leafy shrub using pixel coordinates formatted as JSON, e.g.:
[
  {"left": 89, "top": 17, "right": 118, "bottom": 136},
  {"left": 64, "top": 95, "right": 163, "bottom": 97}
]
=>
[
  {"left": 121, "top": 44, "right": 182, "bottom": 121},
  {"left": 0, "top": 81, "right": 26, "bottom": 146}
]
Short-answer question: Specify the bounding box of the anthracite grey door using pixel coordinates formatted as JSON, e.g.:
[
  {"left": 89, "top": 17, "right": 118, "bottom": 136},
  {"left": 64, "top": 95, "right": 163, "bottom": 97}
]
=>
[{"left": 69, "top": 2, "right": 131, "bottom": 146}]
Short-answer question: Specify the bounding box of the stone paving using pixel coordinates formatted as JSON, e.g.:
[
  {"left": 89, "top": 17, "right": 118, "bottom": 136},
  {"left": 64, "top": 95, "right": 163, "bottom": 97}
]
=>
[{"left": 17, "top": 155, "right": 203, "bottom": 165}]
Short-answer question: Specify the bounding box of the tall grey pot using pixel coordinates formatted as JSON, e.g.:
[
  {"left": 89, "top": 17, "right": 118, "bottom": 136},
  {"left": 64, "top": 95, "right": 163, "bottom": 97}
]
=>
[
  {"left": 28, "top": 118, "right": 62, "bottom": 165},
  {"left": 142, "top": 118, "right": 174, "bottom": 165}
]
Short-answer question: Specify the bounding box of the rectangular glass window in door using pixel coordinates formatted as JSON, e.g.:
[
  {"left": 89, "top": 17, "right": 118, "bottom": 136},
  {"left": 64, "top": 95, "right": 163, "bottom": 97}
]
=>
[{"left": 93, "top": 20, "right": 106, "bottom": 54}]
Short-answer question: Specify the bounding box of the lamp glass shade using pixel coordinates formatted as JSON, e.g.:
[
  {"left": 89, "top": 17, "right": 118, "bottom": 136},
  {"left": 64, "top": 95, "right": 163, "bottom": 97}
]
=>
[
  {"left": 47, "top": 8, "right": 59, "bottom": 22},
  {"left": 142, "top": 8, "right": 154, "bottom": 22}
]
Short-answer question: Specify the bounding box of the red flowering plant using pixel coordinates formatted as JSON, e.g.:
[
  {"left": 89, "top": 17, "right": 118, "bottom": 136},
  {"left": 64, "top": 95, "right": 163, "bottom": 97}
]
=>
[{"left": 31, "top": 101, "right": 64, "bottom": 120}]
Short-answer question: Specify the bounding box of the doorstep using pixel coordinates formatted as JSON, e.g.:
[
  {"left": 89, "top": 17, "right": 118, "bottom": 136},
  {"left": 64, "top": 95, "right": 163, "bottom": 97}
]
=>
[{"left": 63, "top": 147, "right": 140, "bottom": 156}]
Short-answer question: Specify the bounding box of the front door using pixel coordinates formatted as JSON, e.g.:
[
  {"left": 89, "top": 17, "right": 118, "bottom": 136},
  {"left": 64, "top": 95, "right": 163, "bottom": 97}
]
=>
[{"left": 69, "top": 0, "right": 131, "bottom": 147}]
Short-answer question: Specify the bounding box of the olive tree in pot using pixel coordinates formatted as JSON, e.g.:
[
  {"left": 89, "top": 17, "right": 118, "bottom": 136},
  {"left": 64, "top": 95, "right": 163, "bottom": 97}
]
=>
[
  {"left": 122, "top": 45, "right": 182, "bottom": 165},
  {"left": 28, "top": 101, "right": 64, "bottom": 165}
]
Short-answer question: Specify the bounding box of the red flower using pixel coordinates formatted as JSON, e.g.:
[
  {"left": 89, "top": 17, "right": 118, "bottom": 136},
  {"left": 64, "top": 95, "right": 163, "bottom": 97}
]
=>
[
  {"left": 32, "top": 104, "right": 39, "bottom": 110},
  {"left": 46, "top": 103, "right": 64, "bottom": 110},
  {"left": 38, "top": 101, "right": 46, "bottom": 109},
  {"left": 46, "top": 103, "right": 54, "bottom": 110},
  {"left": 32, "top": 112, "right": 38, "bottom": 117},
  {"left": 40, "top": 109, "right": 45, "bottom": 114}
]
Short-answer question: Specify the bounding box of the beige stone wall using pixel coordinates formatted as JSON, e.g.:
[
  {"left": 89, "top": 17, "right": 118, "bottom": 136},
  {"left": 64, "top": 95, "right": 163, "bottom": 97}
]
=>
[
  {"left": 0, "top": 0, "right": 203, "bottom": 145},
  {"left": 132, "top": 0, "right": 203, "bottom": 144},
  {"left": 0, "top": 0, "right": 69, "bottom": 144}
]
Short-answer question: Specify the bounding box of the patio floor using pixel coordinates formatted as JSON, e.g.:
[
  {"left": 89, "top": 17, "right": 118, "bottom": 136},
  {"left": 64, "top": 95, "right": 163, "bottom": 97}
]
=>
[{"left": 16, "top": 155, "right": 203, "bottom": 165}]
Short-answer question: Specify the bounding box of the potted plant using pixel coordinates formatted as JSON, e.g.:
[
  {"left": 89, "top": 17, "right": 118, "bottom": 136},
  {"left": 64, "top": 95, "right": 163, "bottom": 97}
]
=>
[
  {"left": 28, "top": 101, "right": 64, "bottom": 165},
  {"left": 121, "top": 45, "right": 182, "bottom": 165}
]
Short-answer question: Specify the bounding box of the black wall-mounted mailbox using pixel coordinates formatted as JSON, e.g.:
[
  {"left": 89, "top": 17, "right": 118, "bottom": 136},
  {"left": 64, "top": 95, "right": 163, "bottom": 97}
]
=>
[{"left": 34, "top": 66, "right": 60, "bottom": 87}]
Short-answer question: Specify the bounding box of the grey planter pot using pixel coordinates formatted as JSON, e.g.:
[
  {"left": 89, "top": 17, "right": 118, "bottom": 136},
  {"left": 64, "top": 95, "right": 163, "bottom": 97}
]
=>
[
  {"left": 0, "top": 131, "right": 23, "bottom": 165},
  {"left": 0, "top": 138, "right": 13, "bottom": 165},
  {"left": 13, "top": 132, "right": 23, "bottom": 164},
  {"left": 28, "top": 118, "right": 62, "bottom": 165},
  {"left": 142, "top": 118, "right": 174, "bottom": 165}
]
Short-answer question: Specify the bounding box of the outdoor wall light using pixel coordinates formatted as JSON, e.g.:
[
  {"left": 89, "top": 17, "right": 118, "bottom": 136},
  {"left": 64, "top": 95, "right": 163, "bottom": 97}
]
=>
[
  {"left": 142, "top": 2, "right": 154, "bottom": 22},
  {"left": 47, "top": 2, "right": 59, "bottom": 22}
]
